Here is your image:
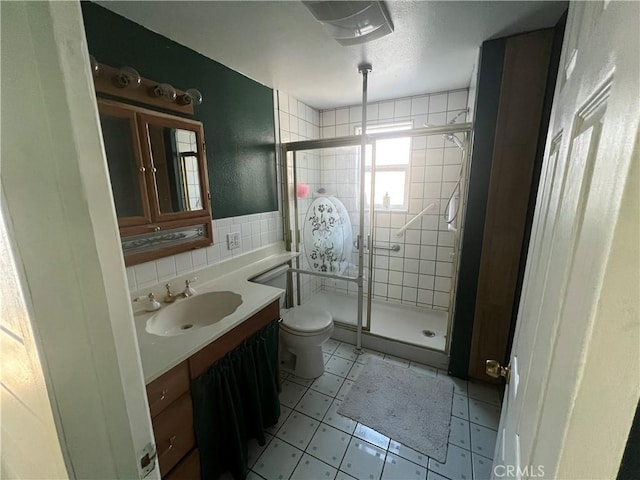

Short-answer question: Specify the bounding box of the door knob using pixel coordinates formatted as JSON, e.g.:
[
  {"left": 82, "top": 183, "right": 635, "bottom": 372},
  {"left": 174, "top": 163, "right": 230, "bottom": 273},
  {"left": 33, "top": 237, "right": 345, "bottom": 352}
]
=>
[{"left": 486, "top": 359, "right": 510, "bottom": 383}]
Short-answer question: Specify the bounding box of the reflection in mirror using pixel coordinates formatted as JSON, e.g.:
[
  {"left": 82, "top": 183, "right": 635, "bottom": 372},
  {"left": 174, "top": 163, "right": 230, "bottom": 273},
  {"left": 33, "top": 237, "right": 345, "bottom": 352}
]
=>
[
  {"left": 148, "top": 126, "right": 203, "bottom": 214},
  {"left": 100, "top": 113, "right": 144, "bottom": 218}
]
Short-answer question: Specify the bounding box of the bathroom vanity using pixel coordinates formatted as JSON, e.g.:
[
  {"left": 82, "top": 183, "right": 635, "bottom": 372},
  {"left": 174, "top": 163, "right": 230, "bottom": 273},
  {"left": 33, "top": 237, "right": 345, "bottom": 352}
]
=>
[
  {"left": 132, "top": 246, "right": 298, "bottom": 478},
  {"left": 146, "top": 300, "right": 279, "bottom": 478}
]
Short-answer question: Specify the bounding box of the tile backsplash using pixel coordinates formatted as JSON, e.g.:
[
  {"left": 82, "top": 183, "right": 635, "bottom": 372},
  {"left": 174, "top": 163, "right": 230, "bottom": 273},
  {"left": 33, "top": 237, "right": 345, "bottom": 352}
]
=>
[{"left": 126, "top": 211, "right": 283, "bottom": 291}]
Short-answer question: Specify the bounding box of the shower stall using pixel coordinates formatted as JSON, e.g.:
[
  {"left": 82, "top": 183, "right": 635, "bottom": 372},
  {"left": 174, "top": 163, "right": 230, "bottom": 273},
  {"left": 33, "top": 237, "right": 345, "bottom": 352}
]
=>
[{"left": 281, "top": 119, "right": 471, "bottom": 355}]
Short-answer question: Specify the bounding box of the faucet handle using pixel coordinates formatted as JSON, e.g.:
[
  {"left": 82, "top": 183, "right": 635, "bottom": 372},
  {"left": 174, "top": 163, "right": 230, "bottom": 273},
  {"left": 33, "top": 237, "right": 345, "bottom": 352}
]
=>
[
  {"left": 183, "top": 278, "right": 197, "bottom": 297},
  {"left": 145, "top": 292, "right": 162, "bottom": 312}
]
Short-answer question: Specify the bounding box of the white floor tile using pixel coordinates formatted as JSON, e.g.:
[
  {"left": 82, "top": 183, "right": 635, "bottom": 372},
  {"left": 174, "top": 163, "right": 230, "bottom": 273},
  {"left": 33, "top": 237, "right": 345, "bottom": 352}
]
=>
[
  {"left": 280, "top": 380, "right": 307, "bottom": 408},
  {"left": 388, "top": 440, "right": 428, "bottom": 468},
  {"left": 246, "top": 471, "right": 264, "bottom": 480},
  {"left": 288, "top": 374, "right": 315, "bottom": 388},
  {"left": 336, "top": 471, "right": 359, "bottom": 480},
  {"left": 311, "top": 372, "right": 345, "bottom": 397},
  {"left": 383, "top": 355, "right": 410, "bottom": 367},
  {"left": 472, "top": 453, "right": 493, "bottom": 480},
  {"left": 323, "top": 352, "right": 331, "bottom": 364},
  {"left": 247, "top": 433, "right": 273, "bottom": 468},
  {"left": 354, "top": 423, "right": 390, "bottom": 450},
  {"left": 276, "top": 411, "right": 320, "bottom": 450},
  {"left": 266, "top": 405, "right": 292, "bottom": 434},
  {"left": 436, "top": 372, "right": 469, "bottom": 396},
  {"left": 427, "top": 471, "right": 451, "bottom": 480},
  {"left": 291, "top": 453, "right": 337, "bottom": 480},
  {"left": 323, "top": 399, "right": 357, "bottom": 434},
  {"left": 323, "top": 338, "right": 340, "bottom": 354},
  {"left": 467, "top": 382, "right": 501, "bottom": 406},
  {"left": 355, "top": 350, "right": 385, "bottom": 365},
  {"left": 340, "top": 438, "right": 386, "bottom": 480},
  {"left": 409, "top": 361, "right": 438, "bottom": 377},
  {"left": 326, "top": 356, "right": 355, "bottom": 377},
  {"left": 336, "top": 379, "right": 355, "bottom": 401},
  {"left": 295, "top": 389, "right": 332, "bottom": 420},
  {"left": 428, "top": 444, "right": 473, "bottom": 480},
  {"left": 452, "top": 394, "right": 469, "bottom": 420},
  {"left": 468, "top": 399, "right": 501, "bottom": 430},
  {"left": 469, "top": 424, "right": 497, "bottom": 460},
  {"left": 381, "top": 452, "right": 427, "bottom": 480},
  {"left": 307, "top": 424, "right": 351, "bottom": 468},
  {"left": 335, "top": 343, "right": 360, "bottom": 361},
  {"left": 449, "top": 417, "right": 471, "bottom": 451},
  {"left": 347, "top": 362, "right": 366, "bottom": 380},
  {"left": 253, "top": 438, "right": 303, "bottom": 480}
]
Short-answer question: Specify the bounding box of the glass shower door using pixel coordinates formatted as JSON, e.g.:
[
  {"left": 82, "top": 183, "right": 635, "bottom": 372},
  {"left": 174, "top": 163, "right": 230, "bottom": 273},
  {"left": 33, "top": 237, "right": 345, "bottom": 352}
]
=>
[{"left": 283, "top": 142, "right": 373, "bottom": 332}]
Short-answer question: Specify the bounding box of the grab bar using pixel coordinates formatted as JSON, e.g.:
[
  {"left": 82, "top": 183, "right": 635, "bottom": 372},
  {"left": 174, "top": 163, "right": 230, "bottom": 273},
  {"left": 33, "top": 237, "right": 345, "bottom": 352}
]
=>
[
  {"left": 374, "top": 244, "right": 401, "bottom": 252},
  {"left": 394, "top": 202, "right": 439, "bottom": 237}
]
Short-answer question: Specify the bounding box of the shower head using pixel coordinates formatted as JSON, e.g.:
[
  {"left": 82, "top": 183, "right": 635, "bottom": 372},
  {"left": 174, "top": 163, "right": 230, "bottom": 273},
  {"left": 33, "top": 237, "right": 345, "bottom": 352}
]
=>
[
  {"left": 444, "top": 133, "right": 465, "bottom": 150},
  {"left": 422, "top": 108, "right": 468, "bottom": 149}
]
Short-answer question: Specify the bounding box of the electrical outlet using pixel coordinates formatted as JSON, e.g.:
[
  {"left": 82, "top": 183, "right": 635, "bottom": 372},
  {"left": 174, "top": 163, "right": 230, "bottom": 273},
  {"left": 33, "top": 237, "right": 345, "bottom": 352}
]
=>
[{"left": 227, "top": 232, "right": 240, "bottom": 250}]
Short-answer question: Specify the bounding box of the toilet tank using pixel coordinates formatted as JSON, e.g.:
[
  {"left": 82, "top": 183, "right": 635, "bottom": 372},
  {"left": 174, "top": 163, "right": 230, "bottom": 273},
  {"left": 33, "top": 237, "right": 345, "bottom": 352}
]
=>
[{"left": 250, "top": 264, "right": 289, "bottom": 305}]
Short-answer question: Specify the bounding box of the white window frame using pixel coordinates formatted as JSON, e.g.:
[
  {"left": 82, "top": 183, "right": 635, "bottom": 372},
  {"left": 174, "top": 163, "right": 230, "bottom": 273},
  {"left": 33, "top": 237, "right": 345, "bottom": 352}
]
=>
[{"left": 356, "top": 122, "right": 413, "bottom": 211}]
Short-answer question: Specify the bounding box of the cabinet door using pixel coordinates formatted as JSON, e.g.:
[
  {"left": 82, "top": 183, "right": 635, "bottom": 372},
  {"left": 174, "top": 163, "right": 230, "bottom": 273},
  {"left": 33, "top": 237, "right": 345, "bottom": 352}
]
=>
[
  {"left": 137, "top": 113, "right": 211, "bottom": 223},
  {"left": 98, "top": 101, "right": 152, "bottom": 227}
]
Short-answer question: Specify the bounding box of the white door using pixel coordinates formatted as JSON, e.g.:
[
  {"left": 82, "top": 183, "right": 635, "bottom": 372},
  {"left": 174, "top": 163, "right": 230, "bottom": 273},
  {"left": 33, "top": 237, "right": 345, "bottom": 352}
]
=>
[
  {"left": 492, "top": 2, "right": 639, "bottom": 479},
  {"left": 1, "top": 2, "right": 159, "bottom": 479}
]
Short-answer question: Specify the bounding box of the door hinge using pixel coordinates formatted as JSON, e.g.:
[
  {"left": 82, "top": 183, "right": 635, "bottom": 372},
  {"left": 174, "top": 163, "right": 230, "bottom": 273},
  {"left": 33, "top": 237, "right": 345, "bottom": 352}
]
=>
[{"left": 138, "top": 442, "right": 157, "bottom": 479}]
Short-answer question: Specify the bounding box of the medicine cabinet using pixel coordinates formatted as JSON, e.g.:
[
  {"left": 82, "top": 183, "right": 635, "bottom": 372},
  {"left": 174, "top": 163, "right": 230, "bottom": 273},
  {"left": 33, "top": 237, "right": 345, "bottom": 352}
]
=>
[{"left": 98, "top": 99, "right": 213, "bottom": 266}]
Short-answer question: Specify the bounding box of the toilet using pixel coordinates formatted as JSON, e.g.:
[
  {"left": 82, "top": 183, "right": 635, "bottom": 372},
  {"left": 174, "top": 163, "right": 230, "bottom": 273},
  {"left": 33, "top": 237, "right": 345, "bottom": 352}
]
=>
[{"left": 251, "top": 264, "right": 333, "bottom": 379}]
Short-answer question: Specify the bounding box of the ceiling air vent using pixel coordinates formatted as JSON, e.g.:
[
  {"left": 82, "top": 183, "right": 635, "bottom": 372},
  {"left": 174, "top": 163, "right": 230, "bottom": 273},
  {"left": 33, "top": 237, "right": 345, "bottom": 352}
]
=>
[{"left": 303, "top": 1, "right": 394, "bottom": 46}]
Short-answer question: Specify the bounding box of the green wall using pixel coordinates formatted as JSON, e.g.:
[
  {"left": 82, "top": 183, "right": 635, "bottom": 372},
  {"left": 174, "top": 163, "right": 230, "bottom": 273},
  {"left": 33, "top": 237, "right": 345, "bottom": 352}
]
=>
[{"left": 81, "top": 2, "right": 278, "bottom": 219}]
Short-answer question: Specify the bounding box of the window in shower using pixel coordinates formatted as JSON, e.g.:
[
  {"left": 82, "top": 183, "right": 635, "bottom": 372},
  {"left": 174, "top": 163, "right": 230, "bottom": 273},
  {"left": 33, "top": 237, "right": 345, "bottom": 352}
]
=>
[{"left": 357, "top": 122, "right": 412, "bottom": 211}]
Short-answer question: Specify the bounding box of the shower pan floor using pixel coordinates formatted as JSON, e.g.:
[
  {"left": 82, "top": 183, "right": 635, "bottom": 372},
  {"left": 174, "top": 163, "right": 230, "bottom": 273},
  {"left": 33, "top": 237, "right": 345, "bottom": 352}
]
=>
[{"left": 305, "top": 290, "right": 448, "bottom": 351}]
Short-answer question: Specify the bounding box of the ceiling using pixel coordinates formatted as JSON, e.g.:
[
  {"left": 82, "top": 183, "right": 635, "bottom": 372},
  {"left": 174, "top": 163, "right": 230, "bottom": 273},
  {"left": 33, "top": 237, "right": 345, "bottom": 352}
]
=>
[{"left": 97, "top": 1, "right": 567, "bottom": 110}]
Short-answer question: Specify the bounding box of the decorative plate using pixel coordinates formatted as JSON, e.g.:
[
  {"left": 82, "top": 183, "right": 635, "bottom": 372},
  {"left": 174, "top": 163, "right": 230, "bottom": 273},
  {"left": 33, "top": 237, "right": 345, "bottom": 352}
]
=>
[{"left": 303, "top": 196, "right": 353, "bottom": 275}]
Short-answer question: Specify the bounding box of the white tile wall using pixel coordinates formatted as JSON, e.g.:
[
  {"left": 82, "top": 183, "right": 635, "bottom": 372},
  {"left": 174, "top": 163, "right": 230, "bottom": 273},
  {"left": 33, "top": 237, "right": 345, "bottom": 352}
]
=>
[
  {"left": 318, "top": 89, "right": 469, "bottom": 311},
  {"left": 127, "top": 211, "right": 284, "bottom": 291},
  {"left": 277, "top": 91, "right": 323, "bottom": 302}
]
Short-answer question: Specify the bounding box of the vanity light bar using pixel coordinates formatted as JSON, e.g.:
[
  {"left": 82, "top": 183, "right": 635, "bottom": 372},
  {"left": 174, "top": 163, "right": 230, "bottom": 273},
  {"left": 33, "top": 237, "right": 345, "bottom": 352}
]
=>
[{"left": 89, "top": 55, "right": 203, "bottom": 115}]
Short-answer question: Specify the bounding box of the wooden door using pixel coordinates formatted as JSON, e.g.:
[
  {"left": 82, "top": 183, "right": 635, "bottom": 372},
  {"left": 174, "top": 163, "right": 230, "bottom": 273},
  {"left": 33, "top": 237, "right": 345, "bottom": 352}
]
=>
[
  {"left": 468, "top": 29, "right": 554, "bottom": 380},
  {"left": 492, "top": 2, "right": 639, "bottom": 478}
]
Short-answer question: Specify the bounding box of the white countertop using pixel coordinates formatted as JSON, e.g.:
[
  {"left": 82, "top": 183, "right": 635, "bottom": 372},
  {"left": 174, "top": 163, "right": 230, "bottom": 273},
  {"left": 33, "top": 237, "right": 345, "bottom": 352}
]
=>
[{"left": 133, "top": 245, "right": 299, "bottom": 383}]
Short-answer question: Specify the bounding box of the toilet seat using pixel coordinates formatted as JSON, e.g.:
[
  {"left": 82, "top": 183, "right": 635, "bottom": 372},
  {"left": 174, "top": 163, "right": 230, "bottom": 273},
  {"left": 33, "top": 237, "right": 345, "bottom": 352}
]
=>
[{"left": 281, "top": 306, "right": 333, "bottom": 336}]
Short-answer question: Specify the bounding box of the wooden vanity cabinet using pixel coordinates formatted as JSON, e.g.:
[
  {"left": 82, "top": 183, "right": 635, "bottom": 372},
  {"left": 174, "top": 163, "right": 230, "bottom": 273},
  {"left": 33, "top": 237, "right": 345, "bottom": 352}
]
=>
[
  {"left": 164, "top": 450, "right": 200, "bottom": 480},
  {"left": 153, "top": 393, "right": 195, "bottom": 477},
  {"left": 146, "top": 299, "right": 280, "bottom": 479}
]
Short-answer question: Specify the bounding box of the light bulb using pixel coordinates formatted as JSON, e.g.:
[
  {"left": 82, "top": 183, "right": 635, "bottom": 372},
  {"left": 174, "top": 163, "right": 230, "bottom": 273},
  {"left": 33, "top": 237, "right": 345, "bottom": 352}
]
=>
[
  {"left": 114, "top": 66, "right": 141, "bottom": 88},
  {"left": 89, "top": 55, "right": 100, "bottom": 77},
  {"left": 152, "top": 83, "right": 177, "bottom": 102},
  {"left": 184, "top": 88, "right": 203, "bottom": 106}
]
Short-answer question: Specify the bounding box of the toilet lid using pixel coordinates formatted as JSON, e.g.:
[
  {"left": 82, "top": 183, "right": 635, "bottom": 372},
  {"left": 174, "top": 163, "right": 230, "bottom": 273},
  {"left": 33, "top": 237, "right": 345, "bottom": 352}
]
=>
[
  {"left": 303, "top": 196, "right": 352, "bottom": 275},
  {"left": 282, "top": 306, "right": 332, "bottom": 333}
]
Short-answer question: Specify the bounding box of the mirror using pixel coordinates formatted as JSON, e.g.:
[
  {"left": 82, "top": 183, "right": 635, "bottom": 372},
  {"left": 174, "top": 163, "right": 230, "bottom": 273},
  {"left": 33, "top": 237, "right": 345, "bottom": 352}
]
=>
[
  {"left": 147, "top": 125, "right": 204, "bottom": 214},
  {"left": 100, "top": 110, "right": 147, "bottom": 221},
  {"left": 97, "top": 99, "right": 213, "bottom": 266}
]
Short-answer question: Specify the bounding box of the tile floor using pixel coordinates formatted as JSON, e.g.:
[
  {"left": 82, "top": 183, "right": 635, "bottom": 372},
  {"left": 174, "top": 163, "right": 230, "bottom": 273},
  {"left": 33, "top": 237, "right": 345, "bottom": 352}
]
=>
[{"left": 241, "top": 339, "right": 502, "bottom": 480}]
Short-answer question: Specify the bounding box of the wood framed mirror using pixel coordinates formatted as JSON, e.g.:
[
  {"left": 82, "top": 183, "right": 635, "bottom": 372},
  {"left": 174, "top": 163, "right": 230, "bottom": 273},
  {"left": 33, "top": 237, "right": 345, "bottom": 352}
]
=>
[{"left": 98, "top": 99, "right": 213, "bottom": 266}]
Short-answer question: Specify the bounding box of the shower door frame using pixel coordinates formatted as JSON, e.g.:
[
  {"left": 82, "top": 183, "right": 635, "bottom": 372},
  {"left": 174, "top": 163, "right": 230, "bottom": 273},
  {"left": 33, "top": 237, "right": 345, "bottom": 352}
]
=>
[{"left": 281, "top": 122, "right": 473, "bottom": 354}]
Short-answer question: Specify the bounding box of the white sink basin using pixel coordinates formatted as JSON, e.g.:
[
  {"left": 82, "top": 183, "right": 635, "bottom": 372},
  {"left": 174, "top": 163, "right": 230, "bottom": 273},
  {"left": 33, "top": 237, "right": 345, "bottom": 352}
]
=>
[{"left": 145, "top": 291, "right": 243, "bottom": 337}]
